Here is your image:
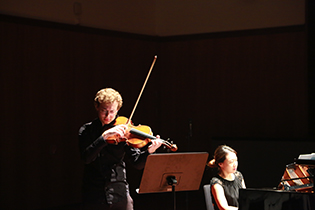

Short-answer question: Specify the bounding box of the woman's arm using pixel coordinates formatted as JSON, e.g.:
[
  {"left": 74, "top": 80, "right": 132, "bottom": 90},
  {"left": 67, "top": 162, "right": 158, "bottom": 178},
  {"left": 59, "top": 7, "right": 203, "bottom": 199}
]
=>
[
  {"left": 211, "top": 184, "right": 238, "bottom": 210},
  {"left": 242, "top": 179, "right": 246, "bottom": 188}
]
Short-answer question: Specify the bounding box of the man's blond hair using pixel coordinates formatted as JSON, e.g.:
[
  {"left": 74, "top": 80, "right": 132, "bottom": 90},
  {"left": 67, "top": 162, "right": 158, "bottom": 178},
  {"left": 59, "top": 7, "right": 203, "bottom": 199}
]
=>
[{"left": 94, "top": 88, "right": 123, "bottom": 110}]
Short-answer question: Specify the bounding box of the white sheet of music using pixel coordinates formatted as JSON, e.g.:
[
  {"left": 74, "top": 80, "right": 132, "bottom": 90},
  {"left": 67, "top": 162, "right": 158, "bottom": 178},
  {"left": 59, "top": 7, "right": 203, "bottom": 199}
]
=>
[{"left": 298, "top": 153, "right": 315, "bottom": 160}]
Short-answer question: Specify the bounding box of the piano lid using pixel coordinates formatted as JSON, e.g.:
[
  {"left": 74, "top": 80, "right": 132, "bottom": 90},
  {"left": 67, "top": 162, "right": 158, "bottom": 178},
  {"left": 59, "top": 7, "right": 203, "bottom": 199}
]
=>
[{"left": 239, "top": 188, "right": 315, "bottom": 210}]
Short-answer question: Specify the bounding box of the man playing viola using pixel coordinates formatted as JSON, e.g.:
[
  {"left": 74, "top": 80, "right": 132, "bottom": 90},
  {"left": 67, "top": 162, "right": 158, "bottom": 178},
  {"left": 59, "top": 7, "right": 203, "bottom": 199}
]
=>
[{"left": 78, "top": 88, "right": 162, "bottom": 210}]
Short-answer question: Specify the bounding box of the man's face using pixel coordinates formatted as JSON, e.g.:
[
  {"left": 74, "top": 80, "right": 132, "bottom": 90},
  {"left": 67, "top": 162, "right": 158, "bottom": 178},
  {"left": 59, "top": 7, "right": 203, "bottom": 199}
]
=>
[{"left": 95, "top": 101, "right": 119, "bottom": 126}]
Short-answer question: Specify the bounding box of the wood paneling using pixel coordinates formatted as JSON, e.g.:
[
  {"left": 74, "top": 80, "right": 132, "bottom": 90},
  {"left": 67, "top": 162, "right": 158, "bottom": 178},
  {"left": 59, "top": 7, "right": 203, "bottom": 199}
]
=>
[{"left": 0, "top": 16, "right": 309, "bottom": 210}]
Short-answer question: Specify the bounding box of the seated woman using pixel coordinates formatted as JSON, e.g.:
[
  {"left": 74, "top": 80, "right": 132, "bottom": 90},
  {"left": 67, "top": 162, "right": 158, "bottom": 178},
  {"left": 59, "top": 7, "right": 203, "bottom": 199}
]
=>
[{"left": 208, "top": 145, "right": 246, "bottom": 210}]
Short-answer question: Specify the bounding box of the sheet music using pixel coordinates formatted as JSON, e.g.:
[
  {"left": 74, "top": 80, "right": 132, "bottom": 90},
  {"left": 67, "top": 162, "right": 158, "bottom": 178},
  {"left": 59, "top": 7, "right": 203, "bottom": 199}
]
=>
[{"left": 298, "top": 153, "right": 315, "bottom": 160}]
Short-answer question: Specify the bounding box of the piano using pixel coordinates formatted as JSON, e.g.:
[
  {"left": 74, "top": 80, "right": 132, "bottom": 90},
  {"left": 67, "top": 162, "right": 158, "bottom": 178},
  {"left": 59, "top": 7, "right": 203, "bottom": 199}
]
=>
[{"left": 239, "top": 154, "right": 315, "bottom": 210}]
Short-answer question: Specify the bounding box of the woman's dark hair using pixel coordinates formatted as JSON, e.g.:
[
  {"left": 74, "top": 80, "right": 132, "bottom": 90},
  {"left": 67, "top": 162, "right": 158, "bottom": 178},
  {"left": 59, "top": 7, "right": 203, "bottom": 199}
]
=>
[{"left": 207, "top": 145, "right": 237, "bottom": 168}]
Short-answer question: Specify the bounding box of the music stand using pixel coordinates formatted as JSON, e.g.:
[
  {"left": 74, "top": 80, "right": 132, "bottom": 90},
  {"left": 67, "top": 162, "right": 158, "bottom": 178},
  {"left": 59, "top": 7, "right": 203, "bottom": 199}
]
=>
[{"left": 138, "top": 152, "right": 209, "bottom": 210}]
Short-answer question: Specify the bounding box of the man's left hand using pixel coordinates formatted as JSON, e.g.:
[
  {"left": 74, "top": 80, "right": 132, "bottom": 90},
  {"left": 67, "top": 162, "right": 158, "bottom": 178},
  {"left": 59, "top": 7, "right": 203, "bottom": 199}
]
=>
[{"left": 148, "top": 135, "right": 163, "bottom": 153}]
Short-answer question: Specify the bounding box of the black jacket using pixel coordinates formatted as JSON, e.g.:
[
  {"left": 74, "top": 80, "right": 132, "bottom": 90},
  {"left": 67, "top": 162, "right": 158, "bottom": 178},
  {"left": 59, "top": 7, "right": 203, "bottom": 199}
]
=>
[{"left": 78, "top": 117, "right": 150, "bottom": 204}]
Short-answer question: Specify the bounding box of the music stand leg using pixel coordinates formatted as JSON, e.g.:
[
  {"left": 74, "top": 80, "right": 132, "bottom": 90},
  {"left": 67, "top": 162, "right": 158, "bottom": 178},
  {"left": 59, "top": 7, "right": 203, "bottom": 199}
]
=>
[
  {"left": 167, "top": 176, "right": 177, "bottom": 210},
  {"left": 172, "top": 185, "right": 176, "bottom": 210}
]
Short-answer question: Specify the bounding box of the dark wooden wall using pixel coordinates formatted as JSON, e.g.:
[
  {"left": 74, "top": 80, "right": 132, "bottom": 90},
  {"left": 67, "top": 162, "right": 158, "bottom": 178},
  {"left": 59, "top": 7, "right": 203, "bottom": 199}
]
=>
[{"left": 0, "top": 14, "right": 313, "bottom": 210}]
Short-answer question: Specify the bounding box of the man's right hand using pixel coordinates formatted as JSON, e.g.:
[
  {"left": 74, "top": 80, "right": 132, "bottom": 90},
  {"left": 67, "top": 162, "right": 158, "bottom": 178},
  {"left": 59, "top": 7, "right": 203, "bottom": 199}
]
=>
[{"left": 102, "top": 124, "right": 128, "bottom": 144}]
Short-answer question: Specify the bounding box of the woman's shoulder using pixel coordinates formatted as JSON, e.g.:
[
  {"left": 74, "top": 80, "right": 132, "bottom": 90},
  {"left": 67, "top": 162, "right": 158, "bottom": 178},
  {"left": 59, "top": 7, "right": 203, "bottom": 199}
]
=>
[
  {"left": 234, "top": 171, "right": 244, "bottom": 181},
  {"left": 210, "top": 175, "right": 223, "bottom": 186}
]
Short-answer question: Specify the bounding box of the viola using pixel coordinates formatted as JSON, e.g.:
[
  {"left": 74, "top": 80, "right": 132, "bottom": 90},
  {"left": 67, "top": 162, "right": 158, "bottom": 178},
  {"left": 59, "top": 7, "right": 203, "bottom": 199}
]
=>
[
  {"left": 106, "top": 55, "right": 177, "bottom": 152},
  {"left": 106, "top": 116, "right": 177, "bottom": 152}
]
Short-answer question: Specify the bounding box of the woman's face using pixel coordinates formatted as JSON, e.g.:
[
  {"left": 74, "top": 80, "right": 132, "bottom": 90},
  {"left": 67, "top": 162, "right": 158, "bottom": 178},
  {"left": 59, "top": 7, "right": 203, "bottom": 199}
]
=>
[{"left": 218, "top": 152, "right": 238, "bottom": 174}]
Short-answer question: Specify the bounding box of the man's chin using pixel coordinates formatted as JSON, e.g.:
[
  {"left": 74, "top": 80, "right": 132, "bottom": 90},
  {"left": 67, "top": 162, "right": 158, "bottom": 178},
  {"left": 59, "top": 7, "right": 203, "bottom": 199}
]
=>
[{"left": 103, "top": 120, "right": 112, "bottom": 125}]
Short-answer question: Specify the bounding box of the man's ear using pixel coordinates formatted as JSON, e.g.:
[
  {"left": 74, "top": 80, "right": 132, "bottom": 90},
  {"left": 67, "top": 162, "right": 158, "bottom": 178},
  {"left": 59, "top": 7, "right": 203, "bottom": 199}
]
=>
[{"left": 94, "top": 102, "right": 99, "bottom": 111}]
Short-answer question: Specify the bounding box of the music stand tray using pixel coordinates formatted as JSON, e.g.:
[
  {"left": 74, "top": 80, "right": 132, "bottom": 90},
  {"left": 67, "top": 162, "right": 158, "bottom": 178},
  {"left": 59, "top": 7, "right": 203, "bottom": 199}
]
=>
[{"left": 138, "top": 152, "right": 209, "bottom": 194}]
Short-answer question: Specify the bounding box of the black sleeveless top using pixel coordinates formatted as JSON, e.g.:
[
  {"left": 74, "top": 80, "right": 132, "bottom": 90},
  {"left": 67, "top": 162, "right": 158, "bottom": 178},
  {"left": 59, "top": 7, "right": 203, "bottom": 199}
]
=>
[{"left": 210, "top": 171, "right": 244, "bottom": 209}]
